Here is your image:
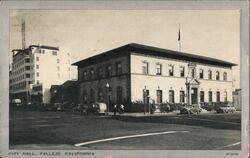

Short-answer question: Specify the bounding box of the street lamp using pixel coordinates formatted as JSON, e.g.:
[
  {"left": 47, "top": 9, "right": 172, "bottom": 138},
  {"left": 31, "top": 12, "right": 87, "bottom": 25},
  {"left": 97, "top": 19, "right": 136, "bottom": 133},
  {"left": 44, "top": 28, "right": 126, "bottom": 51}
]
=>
[
  {"left": 106, "top": 83, "right": 110, "bottom": 114},
  {"left": 143, "top": 86, "right": 147, "bottom": 115}
]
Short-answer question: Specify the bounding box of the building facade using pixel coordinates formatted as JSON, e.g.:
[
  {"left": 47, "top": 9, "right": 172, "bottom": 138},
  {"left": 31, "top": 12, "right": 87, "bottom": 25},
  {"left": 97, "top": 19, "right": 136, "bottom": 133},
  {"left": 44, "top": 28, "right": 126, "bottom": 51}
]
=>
[
  {"left": 50, "top": 80, "right": 79, "bottom": 104},
  {"left": 10, "top": 45, "right": 73, "bottom": 104},
  {"left": 73, "top": 43, "right": 236, "bottom": 111}
]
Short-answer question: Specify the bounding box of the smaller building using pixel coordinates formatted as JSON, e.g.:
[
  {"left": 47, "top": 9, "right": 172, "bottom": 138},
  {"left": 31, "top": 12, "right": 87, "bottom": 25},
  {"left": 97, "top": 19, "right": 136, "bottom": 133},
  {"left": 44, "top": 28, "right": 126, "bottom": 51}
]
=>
[{"left": 50, "top": 80, "right": 79, "bottom": 105}]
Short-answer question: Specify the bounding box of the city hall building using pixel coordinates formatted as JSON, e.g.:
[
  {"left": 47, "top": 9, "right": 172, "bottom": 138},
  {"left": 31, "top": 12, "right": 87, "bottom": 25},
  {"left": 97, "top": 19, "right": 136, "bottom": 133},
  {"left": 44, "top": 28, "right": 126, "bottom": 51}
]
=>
[{"left": 73, "top": 43, "right": 236, "bottom": 110}]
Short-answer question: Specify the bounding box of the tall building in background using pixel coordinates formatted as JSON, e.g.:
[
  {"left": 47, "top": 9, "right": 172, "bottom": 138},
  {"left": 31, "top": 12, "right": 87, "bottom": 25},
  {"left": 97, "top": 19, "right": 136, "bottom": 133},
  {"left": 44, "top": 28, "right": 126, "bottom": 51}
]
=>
[{"left": 10, "top": 44, "right": 73, "bottom": 104}]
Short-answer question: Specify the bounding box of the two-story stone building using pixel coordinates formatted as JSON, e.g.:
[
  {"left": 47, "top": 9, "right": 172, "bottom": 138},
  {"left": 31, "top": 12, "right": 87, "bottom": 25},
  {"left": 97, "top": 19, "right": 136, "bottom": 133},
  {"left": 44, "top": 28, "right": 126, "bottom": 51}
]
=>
[{"left": 73, "top": 43, "right": 236, "bottom": 111}]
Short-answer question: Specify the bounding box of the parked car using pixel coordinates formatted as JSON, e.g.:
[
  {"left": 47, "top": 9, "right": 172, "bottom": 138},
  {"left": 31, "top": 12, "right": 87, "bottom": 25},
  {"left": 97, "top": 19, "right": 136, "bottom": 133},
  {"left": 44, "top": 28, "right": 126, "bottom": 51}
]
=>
[
  {"left": 54, "top": 103, "right": 64, "bottom": 111},
  {"left": 216, "top": 105, "right": 236, "bottom": 113},
  {"left": 180, "top": 106, "right": 202, "bottom": 114},
  {"left": 43, "top": 103, "right": 55, "bottom": 111},
  {"left": 86, "top": 102, "right": 107, "bottom": 115},
  {"left": 11, "top": 99, "right": 22, "bottom": 107},
  {"left": 73, "top": 104, "right": 88, "bottom": 114}
]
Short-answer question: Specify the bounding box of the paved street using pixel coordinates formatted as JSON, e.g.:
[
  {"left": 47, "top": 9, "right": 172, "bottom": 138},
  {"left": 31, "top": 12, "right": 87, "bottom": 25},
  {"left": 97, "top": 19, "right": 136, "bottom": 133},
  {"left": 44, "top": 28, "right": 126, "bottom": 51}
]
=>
[{"left": 9, "top": 109, "right": 241, "bottom": 150}]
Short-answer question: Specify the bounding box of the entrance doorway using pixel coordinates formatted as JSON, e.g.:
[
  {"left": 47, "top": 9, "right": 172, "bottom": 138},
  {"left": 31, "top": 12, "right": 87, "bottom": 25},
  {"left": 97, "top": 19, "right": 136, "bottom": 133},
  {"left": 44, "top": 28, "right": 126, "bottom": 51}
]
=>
[{"left": 191, "top": 88, "right": 198, "bottom": 104}]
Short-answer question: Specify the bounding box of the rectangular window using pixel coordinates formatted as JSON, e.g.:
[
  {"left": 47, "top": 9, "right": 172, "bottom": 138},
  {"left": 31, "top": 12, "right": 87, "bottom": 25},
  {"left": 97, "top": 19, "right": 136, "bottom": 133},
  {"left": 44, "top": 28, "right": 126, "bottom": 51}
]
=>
[
  {"left": 180, "top": 91, "right": 185, "bottom": 103},
  {"left": 216, "top": 91, "right": 220, "bottom": 102},
  {"left": 98, "top": 88, "right": 103, "bottom": 102},
  {"left": 224, "top": 91, "right": 227, "bottom": 102},
  {"left": 52, "top": 51, "right": 57, "bottom": 55},
  {"left": 156, "top": 90, "right": 162, "bottom": 104},
  {"left": 57, "top": 59, "right": 60, "bottom": 63},
  {"left": 191, "top": 68, "right": 195, "bottom": 78},
  {"left": 90, "top": 89, "right": 95, "bottom": 103},
  {"left": 156, "top": 64, "right": 162, "bottom": 75},
  {"left": 36, "top": 57, "right": 39, "bottom": 61},
  {"left": 223, "top": 72, "right": 227, "bottom": 81},
  {"left": 26, "top": 74, "right": 30, "bottom": 78},
  {"left": 199, "top": 69, "right": 204, "bottom": 79},
  {"left": 208, "top": 91, "right": 212, "bottom": 102},
  {"left": 36, "top": 65, "right": 39, "bottom": 69},
  {"left": 36, "top": 72, "right": 39, "bottom": 77},
  {"left": 25, "top": 66, "right": 30, "bottom": 70},
  {"left": 116, "top": 62, "right": 122, "bottom": 75},
  {"left": 143, "top": 89, "right": 150, "bottom": 104},
  {"left": 25, "top": 58, "right": 30, "bottom": 63},
  {"left": 169, "top": 90, "right": 175, "bottom": 103},
  {"left": 117, "top": 86, "right": 123, "bottom": 104},
  {"left": 216, "top": 71, "right": 220, "bottom": 80},
  {"left": 180, "top": 66, "right": 185, "bottom": 77},
  {"left": 200, "top": 91, "right": 204, "bottom": 102},
  {"left": 106, "top": 65, "right": 112, "bottom": 77},
  {"left": 208, "top": 70, "right": 212, "bottom": 80},
  {"left": 168, "top": 65, "right": 174, "bottom": 76},
  {"left": 142, "top": 62, "right": 149, "bottom": 74}
]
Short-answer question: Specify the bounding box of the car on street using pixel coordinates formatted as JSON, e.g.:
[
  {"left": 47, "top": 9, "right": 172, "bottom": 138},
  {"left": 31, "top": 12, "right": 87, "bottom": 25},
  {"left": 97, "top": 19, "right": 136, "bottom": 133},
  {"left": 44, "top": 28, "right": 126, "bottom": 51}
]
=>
[
  {"left": 180, "top": 106, "right": 202, "bottom": 114},
  {"left": 86, "top": 102, "right": 108, "bottom": 115},
  {"left": 43, "top": 103, "right": 55, "bottom": 111},
  {"left": 216, "top": 105, "right": 236, "bottom": 113},
  {"left": 11, "top": 99, "right": 22, "bottom": 107},
  {"left": 54, "top": 103, "right": 64, "bottom": 111}
]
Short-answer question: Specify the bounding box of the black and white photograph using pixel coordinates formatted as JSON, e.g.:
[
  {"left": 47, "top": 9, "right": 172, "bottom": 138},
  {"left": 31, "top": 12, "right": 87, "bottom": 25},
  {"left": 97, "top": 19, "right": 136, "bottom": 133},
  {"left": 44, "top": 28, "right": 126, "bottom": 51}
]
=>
[{"left": 0, "top": 1, "right": 249, "bottom": 158}]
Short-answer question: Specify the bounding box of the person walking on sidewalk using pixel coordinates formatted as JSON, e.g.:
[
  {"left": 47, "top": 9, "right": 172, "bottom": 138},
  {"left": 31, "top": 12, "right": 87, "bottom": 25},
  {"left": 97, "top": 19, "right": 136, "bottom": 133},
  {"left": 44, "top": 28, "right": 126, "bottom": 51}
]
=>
[{"left": 113, "top": 104, "right": 118, "bottom": 116}]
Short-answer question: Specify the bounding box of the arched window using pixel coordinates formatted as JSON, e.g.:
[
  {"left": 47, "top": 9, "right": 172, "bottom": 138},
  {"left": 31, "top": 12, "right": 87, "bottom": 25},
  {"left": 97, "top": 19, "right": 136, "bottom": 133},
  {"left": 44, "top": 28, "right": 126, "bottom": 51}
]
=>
[
  {"left": 199, "top": 69, "right": 204, "bottom": 79},
  {"left": 208, "top": 70, "right": 212, "bottom": 80},
  {"left": 90, "top": 89, "right": 95, "bottom": 103},
  {"left": 83, "top": 90, "right": 88, "bottom": 103},
  {"left": 216, "top": 71, "right": 220, "bottom": 80}
]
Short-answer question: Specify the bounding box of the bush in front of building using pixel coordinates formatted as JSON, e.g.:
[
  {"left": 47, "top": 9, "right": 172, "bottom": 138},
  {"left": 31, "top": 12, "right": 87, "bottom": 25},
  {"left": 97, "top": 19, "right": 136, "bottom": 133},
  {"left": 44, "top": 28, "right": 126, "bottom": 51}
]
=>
[
  {"left": 129, "top": 101, "right": 186, "bottom": 113},
  {"left": 200, "top": 102, "right": 233, "bottom": 111},
  {"left": 129, "top": 101, "right": 150, "bottom": 113}
]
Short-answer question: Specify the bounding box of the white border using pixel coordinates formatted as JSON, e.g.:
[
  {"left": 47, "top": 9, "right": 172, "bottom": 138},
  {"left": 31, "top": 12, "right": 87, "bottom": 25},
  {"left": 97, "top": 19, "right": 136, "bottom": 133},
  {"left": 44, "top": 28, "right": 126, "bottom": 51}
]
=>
[{"left": 0, "top": 1, "right": 248, "bottom": 158}]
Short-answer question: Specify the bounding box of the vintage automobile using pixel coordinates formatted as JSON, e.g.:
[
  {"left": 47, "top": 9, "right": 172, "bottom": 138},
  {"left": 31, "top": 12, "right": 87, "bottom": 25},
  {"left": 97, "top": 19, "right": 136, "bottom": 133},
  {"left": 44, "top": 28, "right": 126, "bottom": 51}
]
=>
[
  {"left": 11, "top": 99, "right": 22, "bottom": 107},
  {"left": 86, "top": 102, "right": 108, "bottom": 115},
  {"left": 180, "top": 106, "right": 202, "bottom": 114},
  {"left": 54, "top": 103, "right": 64, "bottom": 111},
  {"left": 216, "top": 105, "right": 236, "bottom": 113}
]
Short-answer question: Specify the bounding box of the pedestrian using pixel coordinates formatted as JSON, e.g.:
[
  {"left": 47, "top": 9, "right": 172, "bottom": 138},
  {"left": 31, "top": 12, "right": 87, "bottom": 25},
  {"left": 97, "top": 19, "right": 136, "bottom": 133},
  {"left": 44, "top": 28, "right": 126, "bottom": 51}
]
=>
[
  {"left": 120, "top": 104, "right": 124, "bottom": 113},
  {"left": 150, "top": 103, "right": 155, "bottom": 114},
  {"left": 80, "top": 103, "right": 83, "bottom": 115},
  {"left": 113, "top": 104, "right": 117, "bottom": 116}
]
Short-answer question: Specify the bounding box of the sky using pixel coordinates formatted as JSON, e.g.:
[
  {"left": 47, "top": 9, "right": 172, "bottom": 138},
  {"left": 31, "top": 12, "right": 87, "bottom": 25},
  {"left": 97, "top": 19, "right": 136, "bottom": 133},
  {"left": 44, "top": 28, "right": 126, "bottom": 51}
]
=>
[{"left": 10, "top": 10, "right": 240, "bottom": 89}]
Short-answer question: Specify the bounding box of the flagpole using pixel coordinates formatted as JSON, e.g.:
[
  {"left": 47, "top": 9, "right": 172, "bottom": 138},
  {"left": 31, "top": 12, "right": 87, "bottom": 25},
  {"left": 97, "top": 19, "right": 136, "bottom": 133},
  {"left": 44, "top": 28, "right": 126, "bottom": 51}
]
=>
[{"left": 178, "top": 23, "right": 181, "bottom": 52}]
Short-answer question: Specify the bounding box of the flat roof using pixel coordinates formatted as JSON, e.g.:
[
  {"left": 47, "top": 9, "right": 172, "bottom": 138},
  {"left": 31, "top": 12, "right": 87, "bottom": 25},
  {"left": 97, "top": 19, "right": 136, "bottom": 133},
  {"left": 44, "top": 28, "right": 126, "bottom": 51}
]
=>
[
  {"left": 73, "top": 43, "right": 237, "bottom": 67},
  {"left": 12, "top": 45, "right": 59, "bottom": 58}
]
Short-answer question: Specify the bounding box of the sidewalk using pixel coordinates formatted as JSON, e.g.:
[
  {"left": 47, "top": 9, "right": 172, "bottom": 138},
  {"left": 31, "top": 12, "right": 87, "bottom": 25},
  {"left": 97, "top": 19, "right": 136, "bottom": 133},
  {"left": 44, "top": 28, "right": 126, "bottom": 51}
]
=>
[
  {"left": 108, "top": 111, "right": 180, "bottom": 117},
  {"left": 107, "top": 109, "right": 222, "bottom": 117}
]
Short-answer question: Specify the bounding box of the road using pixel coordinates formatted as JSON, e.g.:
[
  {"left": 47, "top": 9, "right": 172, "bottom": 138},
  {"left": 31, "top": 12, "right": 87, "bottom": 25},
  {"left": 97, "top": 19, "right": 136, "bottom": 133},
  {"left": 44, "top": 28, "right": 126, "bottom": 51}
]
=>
[{"left": 9, "top": 109, "right": 241, "bottom": 150}]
